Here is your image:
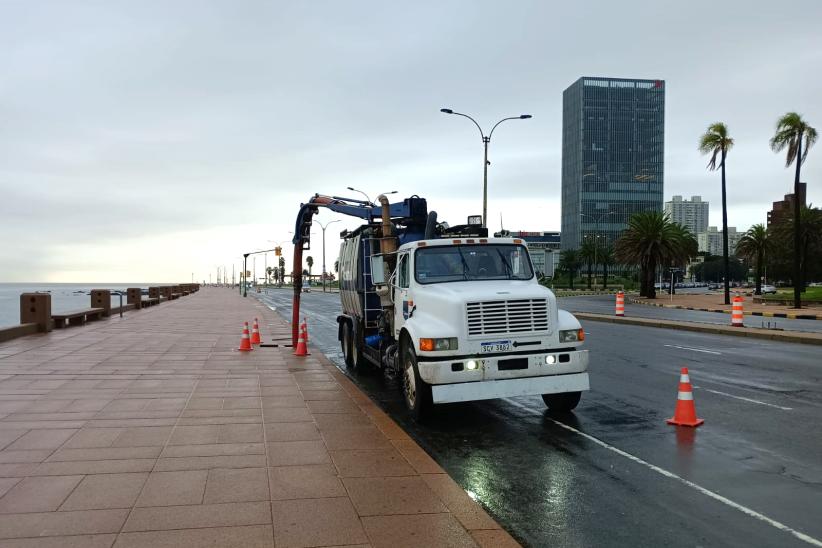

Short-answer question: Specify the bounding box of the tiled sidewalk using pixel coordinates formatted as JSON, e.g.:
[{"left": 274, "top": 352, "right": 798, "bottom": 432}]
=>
[{"left": 0, "top": 287, "right": 518, "bottom": 548}]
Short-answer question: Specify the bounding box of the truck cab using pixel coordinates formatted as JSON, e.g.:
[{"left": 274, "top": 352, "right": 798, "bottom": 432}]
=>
[{"left": 385, "top": 237, "right": 589, "bottom": 417}]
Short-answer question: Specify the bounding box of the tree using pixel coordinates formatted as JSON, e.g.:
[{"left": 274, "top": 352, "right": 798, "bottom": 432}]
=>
[
  {"left": 770, "top": 112, "right": 817, "bottom": 308},
  {"left": 599, "top": 246, "right": 615, "bottom": 290},
  {"left": 306, "top": 256, "right": 314, "bottom": 278},
  {"left": 614, "top": 212, "right": 698, "bottom": 299},
  {"left": 580, "top": 239, "right": 598, "bottom": 289},
  {"left": 770, "top": 206, "right": 822, "bottom": 288},
  {"left": 736, "top": 224, "right": 769, "bottom": 295},
  {"left": 699, "top": 122, "right": 734, "bottom": 305},
  {"left": 265, "top": 266, "right": 274, "bottom": 285},
  {"left": 558, "top": 249, "right": 581, "bottom": 290},
  {"left": 334, "top": 259, "right": 340, "bottom": 274},
  {"left": 278, "top": 256, "right": 286, "bottom": 285}
]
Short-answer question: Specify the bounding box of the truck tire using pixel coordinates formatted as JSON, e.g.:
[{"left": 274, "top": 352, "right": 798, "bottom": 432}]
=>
[
  {"left": 541, "top": 391, "right": 581, "bottom": 412},
  {"left": 350, "top": 331, "right": 367, "bottom": 371},
  {"left": 341, "top": 322, "right": 353, "bottom": 367},
  {"left": 402, "top": 343, "right": 432, "bottom": 420}
]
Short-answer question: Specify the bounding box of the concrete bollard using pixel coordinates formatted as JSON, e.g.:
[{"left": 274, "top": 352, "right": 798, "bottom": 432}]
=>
[
  {"left": 160, "top": 286, "right": 172, "bottom": 300},
  {"left": 90, "top": 289, "right": 112, "bottom": 317},
  {"left": 127, "top": 288, "right": 142, "bottom": 310},
  {"left": 20, "top": 293, "right": 52, "bottom": 333},
  {"left": 148, "top": 287, "right": 160, "bottom": 300}
]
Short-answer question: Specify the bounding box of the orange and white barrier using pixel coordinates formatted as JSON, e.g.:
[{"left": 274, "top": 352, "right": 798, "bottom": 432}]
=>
[
  {"left": 615, "top": 291, "right": 625, "bottom": 317},
  {"left": 238, "top": 322, "right": 253, "bottom": 352},
  {"left": 731, "top": 296, "right": 744, "bottom": 327},
  {"left": 666, "top": 367, "right": 704, "bottom": 427}
]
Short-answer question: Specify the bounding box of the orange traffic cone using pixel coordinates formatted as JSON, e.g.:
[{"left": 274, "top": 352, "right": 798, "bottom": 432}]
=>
[
  {"left": 250, "top": 318, "right": 261, "bottom": 345},
  {"left": 294, "top": 321, "right": 309, "bottom": 356},
  {"left": 667, "top": 367, "right": 703, "bottom": 427},
  {"left": 238, "top": 322, "right": 253, "bottom": 352}
]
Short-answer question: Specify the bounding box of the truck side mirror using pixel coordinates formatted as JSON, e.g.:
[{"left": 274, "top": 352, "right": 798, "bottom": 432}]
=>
[{"left": 370, "top": 256, "right": 386, "bottom": 285}]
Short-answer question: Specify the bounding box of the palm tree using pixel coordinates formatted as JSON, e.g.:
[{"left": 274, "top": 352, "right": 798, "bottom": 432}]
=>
[
  {"left": 599, "top": 246, "right": 615, "bottom": 290},
  {"left": 770, "top": 112, "right": 817, "bottom": 309},
  {"left": 278, "top": 256, "right": 286, "bottom": 285},
  {"left": 558, "top": 249, "right": 581, "bottom": 290},
  {"left": 736, "top": 224, "right": 769, "bottom": 295},
  {"left": 306, "top": 256, "right": 314, "bottom": 280},
  {"left": 614, "top": 212, "right": 698, "bottom": 299},
  {"left": 265, "top": 266, "right": 274, "bottom": 285},
  {"left": 698, "top": 122, "right": 734, "bottom": 305},
  {"left": 771, "top": 206, "right": 822, "bottom": 291},
  {"left": 580, "top": 239, "right": 598, "bottom": 289}
]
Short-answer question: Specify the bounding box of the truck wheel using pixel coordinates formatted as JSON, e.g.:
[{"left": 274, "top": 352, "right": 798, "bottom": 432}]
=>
[
  {"left": 402, "top": 344, "right": 432, "bottom": 420},
  {"left": 350, "top": 331, "right": 367, "bottom": 371},
  {"left": 541, "top": 391, "right": 581, "bottom": 412},
  {"left": 341, "top": 322, "right": 353, "bottom": 367}
]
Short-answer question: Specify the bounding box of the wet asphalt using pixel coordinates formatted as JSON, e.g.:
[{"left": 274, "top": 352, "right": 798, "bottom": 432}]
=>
[
  {"left": 560, "top": 293, "right": 822, "bottom": 333},
  {"left": 254, "top": 288, "right": 822, "bottom": 548}
]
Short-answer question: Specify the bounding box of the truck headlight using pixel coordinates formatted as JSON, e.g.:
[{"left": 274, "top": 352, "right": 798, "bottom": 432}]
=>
[
  {"left": 419, "top": 338, "right": 458, "bottom": 351},
  {"left": 559, "top": 329, "right": 585, "bottom": 343}
]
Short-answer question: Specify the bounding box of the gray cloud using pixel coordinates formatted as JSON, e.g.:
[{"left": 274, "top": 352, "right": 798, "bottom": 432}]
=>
[{"left": 1, "top": 0, "right": 821, "bottom": 281}]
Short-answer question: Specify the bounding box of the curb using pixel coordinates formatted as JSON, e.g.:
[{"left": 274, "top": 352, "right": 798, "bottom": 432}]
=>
[
  {"left": 627, "top": 298, "right": 821, "bottom": 321},
  {"left": 573, "top": 312, "right": 822, "bottom": 346}
]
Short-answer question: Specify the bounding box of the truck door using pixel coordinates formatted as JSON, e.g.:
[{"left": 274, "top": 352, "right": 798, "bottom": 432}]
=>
[{"left": 393, "top": 252, "right": 411, "bottom": 337}]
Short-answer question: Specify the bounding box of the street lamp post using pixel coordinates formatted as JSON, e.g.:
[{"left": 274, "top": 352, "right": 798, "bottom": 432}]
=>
[
  {"left": 316, "top": 219, "right": 341, "bottom": 292},
  {"left": 346, "top": 187, "right": 397, "bottom": 208},
  {"left": 242, "top": 254, "right": 249, "bottom": 297},
  {"left": 440, "top": 109, "right": 532, "bottom": 228}
]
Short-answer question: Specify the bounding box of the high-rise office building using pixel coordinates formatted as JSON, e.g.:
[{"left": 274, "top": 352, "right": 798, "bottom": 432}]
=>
[
  {"left": 561, "top": 77, "right": 665, "bottom": 250},
  {"left": 767, "top": 183, "right": 807, "bottom": 226},
  {"left": 664, "top": 195, "right": 709, "bottom": 235}
]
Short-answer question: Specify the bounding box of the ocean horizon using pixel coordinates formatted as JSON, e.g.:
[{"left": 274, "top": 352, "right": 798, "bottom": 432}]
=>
[{"left": 0, "top": 283, "right": 182, "bottom": 328}]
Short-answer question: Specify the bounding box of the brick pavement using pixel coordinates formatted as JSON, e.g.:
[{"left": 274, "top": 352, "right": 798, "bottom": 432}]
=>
[{"left": 0, "top": 287, "right": 518, "bottom": 548}]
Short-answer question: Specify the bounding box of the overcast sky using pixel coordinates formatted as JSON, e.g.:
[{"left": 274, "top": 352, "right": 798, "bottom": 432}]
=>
[{"left": 1, "top": 1, "right": 820, "bottom": 283}]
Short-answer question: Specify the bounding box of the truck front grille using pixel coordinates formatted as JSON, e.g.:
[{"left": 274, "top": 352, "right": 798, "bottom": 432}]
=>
[{"left": 466, "top": 299, "right": 550, "bottom": 336}]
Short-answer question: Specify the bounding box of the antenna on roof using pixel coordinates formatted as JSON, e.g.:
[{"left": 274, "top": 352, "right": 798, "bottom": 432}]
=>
[{"left": 500, "top": 213, "right": 504, "bottom": 231}]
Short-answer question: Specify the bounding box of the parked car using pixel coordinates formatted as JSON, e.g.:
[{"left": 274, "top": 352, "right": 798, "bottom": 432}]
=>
[{"left": 760, "top": 284, "right": 777, "bottom": 294}]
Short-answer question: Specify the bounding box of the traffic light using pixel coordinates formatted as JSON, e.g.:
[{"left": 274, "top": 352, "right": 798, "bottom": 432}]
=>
[{"left": 275, "top": 247, "right": 282, "bottom": 256}]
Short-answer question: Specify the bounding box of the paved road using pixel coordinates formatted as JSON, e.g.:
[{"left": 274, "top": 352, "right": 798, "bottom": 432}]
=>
[
  {"left": 254, "top": 288, "right": 822, "bottom": 548},
  {"left": 560, "top": 294, "right": 822, "bottom": 333}
]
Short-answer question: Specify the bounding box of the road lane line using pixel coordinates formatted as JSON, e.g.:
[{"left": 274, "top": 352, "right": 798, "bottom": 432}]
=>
[
  {"left": 695, "top": 386, "right": 793, "bottom": 411},
  {"left": 663, "top": 344, "right": 722, "bottom": 355},
  {"left": 505, "top": 399, "right": 821, "bottom": 547}
]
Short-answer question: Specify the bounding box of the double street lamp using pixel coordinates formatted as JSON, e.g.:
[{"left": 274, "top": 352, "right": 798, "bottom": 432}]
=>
[
  {"left": 440, "top": 108, "right": 532, "bottom": 228},
  {"left": 315, "top": 219, "right": 341, "bottom": 292}
]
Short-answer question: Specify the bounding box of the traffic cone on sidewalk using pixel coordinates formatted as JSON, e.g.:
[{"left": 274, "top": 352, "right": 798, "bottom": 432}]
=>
[
  {"left": 250, "top": 318, "right": 261, "bottom": 345},
  {"left": 293, "top": 322, "right": 309, "bottom": 356},
  {"left": 238, "top": 322, "right": 253, "bottom": 352},
  {"left": 667, "top": 367, "right": 703, "bottom": 427}
]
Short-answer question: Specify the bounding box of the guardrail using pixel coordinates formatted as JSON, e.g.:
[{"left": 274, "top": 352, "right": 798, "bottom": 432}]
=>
[{"left": 0, "top": 283, "right": 201, "bottom": 343}]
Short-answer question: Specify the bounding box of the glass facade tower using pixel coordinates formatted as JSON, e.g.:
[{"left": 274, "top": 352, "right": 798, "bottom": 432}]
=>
[{"left": 561, "top": 77, "right": 665, "bottom": 251}]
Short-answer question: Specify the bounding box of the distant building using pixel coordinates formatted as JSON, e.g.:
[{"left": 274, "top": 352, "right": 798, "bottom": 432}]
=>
[
  {"left": 561, "top": 76, "right": 665, "bottom": 251},
  {"left": 664, "top": 195, "right": 708, "bottom": 235},
  {"left": 697, "top": 226, "right": 742, "bottom": 256},
  {"left": 502, "top": 231, "right": 561, "bottom": 277},
  {"left": 768, "top": 183, "right": 807, "bottom": 226}
]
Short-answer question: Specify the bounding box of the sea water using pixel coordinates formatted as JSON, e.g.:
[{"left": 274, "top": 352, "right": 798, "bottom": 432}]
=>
[{"left": 0, "top": 283, "right": 155, "bottom": 328}]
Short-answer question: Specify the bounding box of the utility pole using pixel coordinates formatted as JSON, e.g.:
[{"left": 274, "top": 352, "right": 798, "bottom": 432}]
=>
[{"left": 316, "top": 219, "right": 341, "bottom": 292}]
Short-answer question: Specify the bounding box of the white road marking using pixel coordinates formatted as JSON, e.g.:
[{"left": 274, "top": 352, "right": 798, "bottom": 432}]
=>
[
  {"left": 695, "top": 386, "right": 793, "bottom": 411},
  {"left": 664, "top": 344, "right": 722, "bottom": 355},
  {"left": 505, "top": 399, "right": 820, "bottom": 547}
]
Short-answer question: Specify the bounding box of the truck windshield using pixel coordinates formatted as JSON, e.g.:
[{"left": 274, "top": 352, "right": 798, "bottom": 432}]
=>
[{"left": 414, "top": 244, "right": 534, "bottom": 284}]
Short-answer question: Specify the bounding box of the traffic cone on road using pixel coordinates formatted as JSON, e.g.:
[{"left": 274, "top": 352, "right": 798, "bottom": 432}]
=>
[
  {"left": 667, "top": 367, "right": 703, "bottom": 427},
  {"left": 615, "top": 291, "right": 625, "bottom": 317},
  {"left": 731, "top": 296, "right": 744, "bottom": 327},
  {"left": 293, "top": 322, "right": 309, "bottom": 356},
  {"left": 250, "top": 318, "right": 261, "bottom": 345},
  {"left": 238, "top": 322, "right": 253, "bottom": 352}
]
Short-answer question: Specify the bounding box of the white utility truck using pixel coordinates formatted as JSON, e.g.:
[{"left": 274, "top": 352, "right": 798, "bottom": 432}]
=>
[{"left": 291, "top": 194, "right": 589, "bottom": 419}]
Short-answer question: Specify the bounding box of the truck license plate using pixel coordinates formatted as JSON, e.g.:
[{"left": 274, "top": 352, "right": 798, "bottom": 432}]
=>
[{"left": 480, "top": 340, "right": 511, "bottom": 353}]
